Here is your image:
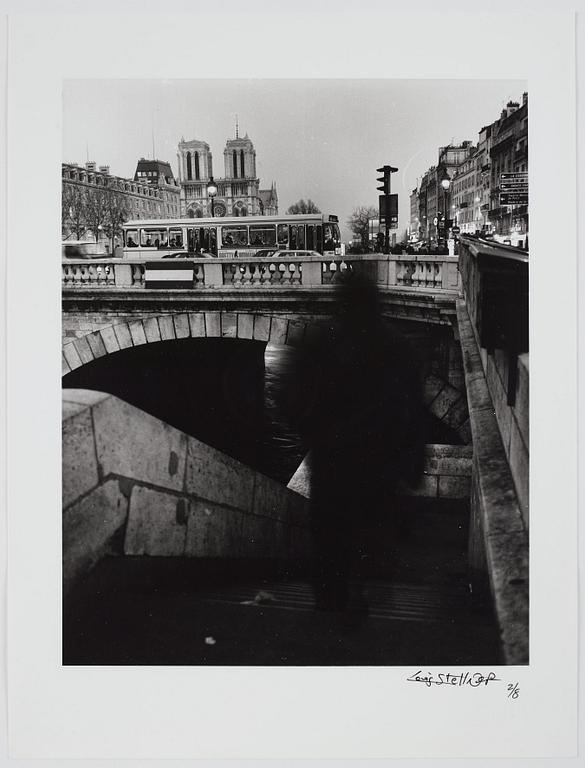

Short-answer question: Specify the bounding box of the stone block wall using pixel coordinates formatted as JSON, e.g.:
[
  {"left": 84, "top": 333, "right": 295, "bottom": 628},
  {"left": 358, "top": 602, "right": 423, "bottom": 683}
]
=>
[
  {"left": 479, "top": 347, "right": 529, "bottom": 527},
  {"left": 456, "top": 299, "right": 528, "bottom": 664},
  {"left": 63, "top": 389, "right": 312, "bottom": 595}
]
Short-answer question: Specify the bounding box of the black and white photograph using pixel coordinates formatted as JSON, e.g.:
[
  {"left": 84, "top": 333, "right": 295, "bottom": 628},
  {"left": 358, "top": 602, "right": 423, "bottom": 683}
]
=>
[
  {"left": 61, "top": 78, "right": 529, "bottom": 667},
  {"left": 4, "top": 6, "right": 580, "bottom": 763}
]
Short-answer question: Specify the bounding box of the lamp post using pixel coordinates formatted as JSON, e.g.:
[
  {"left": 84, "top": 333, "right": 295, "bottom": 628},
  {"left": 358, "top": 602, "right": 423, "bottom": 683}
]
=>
[
  {"left": 207, "top": 177, "right": 218, "bottom": 217},
  {"left": 440, "top": 177, "right": 451, "bottom": 250},
  {"left": 474, "top": 195, "right": 481, "bottom": 234}
]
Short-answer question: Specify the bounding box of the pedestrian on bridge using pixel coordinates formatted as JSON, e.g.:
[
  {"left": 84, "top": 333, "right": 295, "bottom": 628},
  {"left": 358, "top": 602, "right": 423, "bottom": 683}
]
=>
[{"left": 281, "top": 272, "right": 426, "bottom": 620}]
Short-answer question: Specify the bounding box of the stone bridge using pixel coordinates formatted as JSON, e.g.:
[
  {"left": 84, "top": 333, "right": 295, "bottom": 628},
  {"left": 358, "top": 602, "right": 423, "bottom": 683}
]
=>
[
  {"left": 62, "top": 244, "right": 529, "bottom": 665},
  {"left": 62, "top": 252, "right": 469, "bottom": 441}
]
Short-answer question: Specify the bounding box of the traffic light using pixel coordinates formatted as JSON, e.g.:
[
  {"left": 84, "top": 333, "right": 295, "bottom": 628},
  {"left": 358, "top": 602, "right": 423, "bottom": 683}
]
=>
[
  {"left": 377, "top": 166, "right": 391, "bottom": 195},
  {"left": 377, "top": 165, "right": 398, "bottom": 195}
]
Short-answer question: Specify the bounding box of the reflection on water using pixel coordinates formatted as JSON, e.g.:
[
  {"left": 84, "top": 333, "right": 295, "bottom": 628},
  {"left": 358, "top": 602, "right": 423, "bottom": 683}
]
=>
[{"left": 260, "top": 343, "right": 304, "bottom": 484}]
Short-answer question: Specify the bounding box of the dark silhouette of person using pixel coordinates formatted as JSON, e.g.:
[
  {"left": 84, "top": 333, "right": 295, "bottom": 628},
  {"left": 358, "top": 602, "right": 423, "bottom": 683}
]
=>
[{"left": 281, "top": 272, "right": 425, "bottom": 617}]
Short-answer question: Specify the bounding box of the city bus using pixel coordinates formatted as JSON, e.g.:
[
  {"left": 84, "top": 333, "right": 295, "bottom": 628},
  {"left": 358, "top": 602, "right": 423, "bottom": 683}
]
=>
[{"left": 121, "top": 214, "right": 341, "bottom": 259}]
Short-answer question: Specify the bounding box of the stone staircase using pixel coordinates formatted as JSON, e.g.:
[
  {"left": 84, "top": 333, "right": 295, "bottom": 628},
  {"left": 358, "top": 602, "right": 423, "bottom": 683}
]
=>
[{"left": 63, "top": 496, "right": 502, "bottom": 666}]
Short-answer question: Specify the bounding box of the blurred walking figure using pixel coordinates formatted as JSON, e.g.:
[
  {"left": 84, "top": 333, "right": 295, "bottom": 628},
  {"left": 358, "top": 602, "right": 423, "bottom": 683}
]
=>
[{"left": 282, "top": 272, "right": 425, "bottom": 617}]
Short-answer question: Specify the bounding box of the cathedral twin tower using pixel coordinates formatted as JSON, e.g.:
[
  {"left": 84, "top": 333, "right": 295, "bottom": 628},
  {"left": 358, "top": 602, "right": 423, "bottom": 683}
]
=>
[{"left": 177, "top": 129, "right": 278, "bottom": 218}]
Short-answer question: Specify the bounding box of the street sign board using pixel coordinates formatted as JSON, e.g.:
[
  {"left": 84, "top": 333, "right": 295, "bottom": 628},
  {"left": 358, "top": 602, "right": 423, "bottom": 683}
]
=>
[
  {"left": 379, "top": 193, "right": 398, "bottom": 222},
  {"left": 500, "top": 192, "right": 528, "bottom": 206},
  {"left": 452, "top": 225, "right": 461, "bottom": 234},
  {"left": 500, "top": 172, "right": 528, "bottom": 193},
  {"left": 501, "top": 172, "right": 528, "bottom": 180}
]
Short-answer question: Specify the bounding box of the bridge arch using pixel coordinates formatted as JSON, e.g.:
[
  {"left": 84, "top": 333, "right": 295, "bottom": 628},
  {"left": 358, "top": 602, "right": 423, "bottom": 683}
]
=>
[
  {"left": 62, "top": 310, "right": 316, "bottom": 376},
  {"left": 62, "top": 309, "right": 470, "bottom": 444}
]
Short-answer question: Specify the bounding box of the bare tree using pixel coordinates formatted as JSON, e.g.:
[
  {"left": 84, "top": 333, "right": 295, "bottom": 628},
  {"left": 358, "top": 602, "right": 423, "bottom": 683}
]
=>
[
  {"left": 286, "top": 199, "right": 321, "bottom": 214},
  {"left": 103, "top": 180, "right": 130, "bottom": 253},
  {"left": 347, "top": 206, "right": 377, "bottom": 251},
  {"left": 62, "top": 184, "right": 87, "bottom": 240},
  {"left": 85, "top": 184, "right": 110, "bottom": 244}
]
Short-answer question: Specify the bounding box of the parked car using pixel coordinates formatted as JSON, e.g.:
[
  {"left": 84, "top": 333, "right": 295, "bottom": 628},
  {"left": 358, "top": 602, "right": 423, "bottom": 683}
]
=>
[
  {"left": 254, "top": 249, "right": 277, "bottom": 258},
  {"left": 264, "top": 250, "right": 322, "bottom": 259},
  {"left": 62, "top": 241, "right": 107, "bottom": 259},
  {"left": 161, "top": 251, "right": 213, "bottom": 259}
]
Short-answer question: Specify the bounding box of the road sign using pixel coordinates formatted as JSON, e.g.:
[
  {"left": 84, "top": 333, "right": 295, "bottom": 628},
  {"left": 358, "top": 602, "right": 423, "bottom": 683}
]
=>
[
  {"left": 500, "top": 172, "right": 528, "bottom": 194},
  {"left": 501, "top": 172, "right": 528, "bottom": 181},
  {"left": 452, "top": 225, "right": 461, "bottom": 234},
  {"left": 500, "top": 192, "right": 528, "bottom": 206},
  {"left": 379, "top": 193, "right": 398, "bottom": 222},
  {"left": 433, "top": 217, "right": 438, "bottom": 226}
]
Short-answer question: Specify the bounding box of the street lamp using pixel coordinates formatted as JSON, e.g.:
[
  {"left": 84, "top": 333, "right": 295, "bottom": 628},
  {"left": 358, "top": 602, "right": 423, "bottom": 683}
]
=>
[
  {"left": 207, "top": 177, "right": 218, "bottom": 217},
  {"left": 440, "top": 177, "right": 451, "bottom": 249},
  {"left": 473, "top": 195, "right": 481, "bottom": 233}
]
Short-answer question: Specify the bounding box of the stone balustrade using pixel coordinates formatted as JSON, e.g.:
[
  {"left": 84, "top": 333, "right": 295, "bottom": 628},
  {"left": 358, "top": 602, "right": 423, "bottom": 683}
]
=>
[{"left": 62, "top": 253, "right": 461, "bottom": 293}]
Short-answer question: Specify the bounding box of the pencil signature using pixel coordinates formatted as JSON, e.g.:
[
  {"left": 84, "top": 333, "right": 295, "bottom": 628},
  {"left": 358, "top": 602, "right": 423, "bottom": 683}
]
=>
[{"left": 406, "top": 670, "right": 501, "bottom": 688}]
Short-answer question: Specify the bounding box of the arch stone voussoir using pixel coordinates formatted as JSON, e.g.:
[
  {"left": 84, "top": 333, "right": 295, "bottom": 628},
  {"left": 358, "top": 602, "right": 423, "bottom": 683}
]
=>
[
  {"left": 252, "top": 315, "right": 270, "bottom": 341},
  {"left": 173, "top": 313, "right": 190, "bottom": 339},
  {"left": 269, "top": 317, "right": 288, "bottom": 345},
  {"left": 158, "top": 315, "right": 176, "bottom": 341},
  {"left": 128, "top": 320, "right": 147, "bottom": 346},
  {"left": 188, "top": 312, "right": 205, "bottom": 337},
  {"left": 113, "top": 322, "right": 133, "bottom": 350},
  {"left": 204, "top": 312, "right": 221, "bottom": 337},
  {"left": 237, "top": 314, "right": 254, "bottom": 339}
]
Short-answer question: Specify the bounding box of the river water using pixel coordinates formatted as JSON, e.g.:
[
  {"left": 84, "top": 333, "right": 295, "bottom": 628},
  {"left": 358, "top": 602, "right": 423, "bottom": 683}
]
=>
[{"left": 260, "top": 343, "right": 305, "bottom": 484}]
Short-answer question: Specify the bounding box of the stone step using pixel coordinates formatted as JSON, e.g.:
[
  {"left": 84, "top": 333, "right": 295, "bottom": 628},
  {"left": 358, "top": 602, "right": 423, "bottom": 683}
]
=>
[{"left": 63, "top": 557, "right": 500, "bottom": 666}]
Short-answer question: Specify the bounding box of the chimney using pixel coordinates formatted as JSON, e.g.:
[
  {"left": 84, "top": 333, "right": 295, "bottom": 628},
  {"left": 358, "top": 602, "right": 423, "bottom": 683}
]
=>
[
  {"left": 522, "top": 92, "right": 528, "bottom": 106},
  {"left": 99, "top": 165, "right": 110, "bottom": 175},
  {"left": 85, "top": 161, "right": 96, "bottom": 172}
]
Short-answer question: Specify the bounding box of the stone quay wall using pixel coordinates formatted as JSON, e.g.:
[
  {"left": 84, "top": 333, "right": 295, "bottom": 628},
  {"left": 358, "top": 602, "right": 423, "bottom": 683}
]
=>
[
  {"left": 457, "top": 300, "right": 528, "bottom": 665},
  {"left": 63, "top": 389, "right": 312, "bottom": 595}
]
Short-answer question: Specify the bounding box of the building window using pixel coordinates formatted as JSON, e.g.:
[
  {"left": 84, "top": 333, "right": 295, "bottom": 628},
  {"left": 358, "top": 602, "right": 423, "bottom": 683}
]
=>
[
  {"left": 195, "top": 152, "right": 200, "bottom": 180},
  {"left": 240, "top": 150, "right": 245, "bottom": 178},
  {"left": 187, "top": 153, "right": 192, "bottom": 181},
  {"left": 233, "top": 150, "right": 238, "bottom": 179}
]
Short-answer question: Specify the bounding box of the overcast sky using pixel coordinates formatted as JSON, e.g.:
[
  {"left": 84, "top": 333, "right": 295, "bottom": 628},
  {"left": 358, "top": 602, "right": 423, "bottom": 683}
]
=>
[{"left": 63, "top": 79, "right": 526, "bottom": 240}]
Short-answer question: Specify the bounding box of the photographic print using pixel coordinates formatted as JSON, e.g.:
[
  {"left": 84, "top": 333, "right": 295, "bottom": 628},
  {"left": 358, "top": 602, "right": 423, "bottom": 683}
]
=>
[{"left": 61, "top": 79, "right": 529, "bottom": 667}]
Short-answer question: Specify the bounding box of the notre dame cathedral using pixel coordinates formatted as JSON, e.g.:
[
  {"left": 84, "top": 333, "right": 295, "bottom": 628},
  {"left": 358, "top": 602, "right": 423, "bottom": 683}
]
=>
[{"left": 176, "top": 124, "right": 278, "bottom": 218}]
